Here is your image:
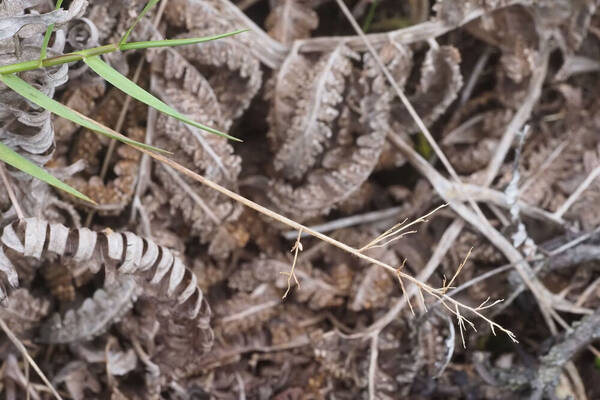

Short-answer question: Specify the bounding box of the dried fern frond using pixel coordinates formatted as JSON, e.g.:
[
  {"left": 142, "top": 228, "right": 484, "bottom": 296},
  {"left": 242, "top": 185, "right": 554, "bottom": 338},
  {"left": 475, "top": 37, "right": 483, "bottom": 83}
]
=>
[
  {"left": 214, "top": 284, "right": 281, "bottom": 336},
  {"left": 0, "top": 218, "right": 212, "bottom": 353},
  {"left": 265, "top": 0, "right": 318, "bottom": 44},
  {"left": 267, "top": 46, "right": 391, "bottom": 219},
  {"left": 53, "top": 87, "right": 146, "bottom": 214},
  {"left": 270, "top": 45, "right": 358, "bottom": 179},
  {"left": 151, "top": 51, "right": 244, "bottom": 249},
  {"left": 0, "top": 0, "right": 87, "bottom": 41},
  {"left": 41, "top": 276, "right": 138, "bottom": 343},
  {"left": 0, "top": 288, "right": 49, "bottom": 335},
  {"left": 391, "top": 45, "right": 463, "bottom": 131},
  {"left": 165, "top": 0, "right": 285, "bottom": 67},
  {"left": 0, "top": 0, "right": 85, "bottom": 178},
  {"left": 174, "top": 29, "right": 263, "bottom": 122}
]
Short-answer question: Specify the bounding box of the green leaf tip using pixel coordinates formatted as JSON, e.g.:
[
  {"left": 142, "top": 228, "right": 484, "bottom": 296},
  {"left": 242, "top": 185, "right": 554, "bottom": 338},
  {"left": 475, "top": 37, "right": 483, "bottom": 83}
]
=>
[
  {"left": 0, "top": 142, "right": 94, "bottom": 204},
  {"left": 119, "top": 29, "right": 249, "bottom": 51},
  {"left": 39, "top": 0, "right": 65, "bottom": 61},
  {"left": 83, "top": 56, "right": 240, "bottom": 141},
  {"left": 0, "top": 73, "right": 169, "bottom": 154}
]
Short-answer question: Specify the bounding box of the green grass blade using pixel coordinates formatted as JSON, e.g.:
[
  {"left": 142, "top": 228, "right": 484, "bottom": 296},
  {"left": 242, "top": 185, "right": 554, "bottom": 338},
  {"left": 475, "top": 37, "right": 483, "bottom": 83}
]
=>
[
  {"left": 119, "top": 0, "right": 160, "bottom": 46},
  {"left": 83, "top": 56, "right": 240, "bottom": 141},
  {"left": 39, "top": 0, "right": 64, "bottom": 61},
  {"left": 119, "top": 29, "right": 248, "bottom": 51},
  {"left": 0, "top": 73, "right": 167, "bottom": 153},
  {"left": 0, "top": 142, "right": 94, "bottom": 204}
]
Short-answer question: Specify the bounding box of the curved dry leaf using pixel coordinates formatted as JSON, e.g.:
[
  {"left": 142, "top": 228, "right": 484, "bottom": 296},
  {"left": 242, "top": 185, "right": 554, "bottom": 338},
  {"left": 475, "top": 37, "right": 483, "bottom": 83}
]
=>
[
  {"left": 174, "top": 29, "right": 263, "bottom": 122},
  {"left": 0, "top": 218, "right": 212, "bottom": 352},
  {"left": 0, "top": 0, "right": 87, "bottom": 40},
  {"left": 0, "top": 2, "right": 85, "bottom": 217},
  {"left": 165, "top": 0, "right": 285, "bottom": 68},
  {"left": 267, "top": 47, "right": 391, "bottom": 220},
  {"left": 270, "top": 45, "right": 358, "bottom": 179},
  {"left": 151, "top": 50, "right": 244, "bottom": 249},
  {"left": 214, "top": 284, "right": 280, "bottom": 336},
  {"left": 391, "top": 45, "right": 463, "bottom": 132},
  {"left": 0, "top": 288, "right": 49, "bottom": 335},
  {"left": 53, "top": 361, "right": 101, "bottom": 400},
  {"left": 265, "top": 0, "right": 318, "bottom": 44},
  {"left": 41, "top": 276, "right": 138, "bottom": 343}
]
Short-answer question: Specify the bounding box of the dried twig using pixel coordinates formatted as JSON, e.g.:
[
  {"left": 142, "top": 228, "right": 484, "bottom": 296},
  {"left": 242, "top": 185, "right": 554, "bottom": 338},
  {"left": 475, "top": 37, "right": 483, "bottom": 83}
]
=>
[
  {"left": 0, "top": 318, "right": 62, "bottom": 400},
  {"left": 396, "top": 259, "right": 415, "bottom": 317},
  {"left": 553, "top": 164, "right": 600, "bottom": 219},
  {"left": 135, "top": 147, "right": 518, "bottom": 342},
  {"left": 281, "top": 229, "right": 303, "bottom": 299},
  {"left": 282, "top": 206, "right": 404, "bottom": 240},
  {"left": 367, "top": 334, "right": 378, "bottom": 400},
  {"left": 530, "top": 309, "right": 600, "bottom": 400},
  {"left": 0, "top": 162, "right": 24, "bottom": 220},
  {"left": 359, "top": 204, "right": 446, "bottom": 252},
  {"left": 442, "top": 247, "right": 472, "bottom": 294}
]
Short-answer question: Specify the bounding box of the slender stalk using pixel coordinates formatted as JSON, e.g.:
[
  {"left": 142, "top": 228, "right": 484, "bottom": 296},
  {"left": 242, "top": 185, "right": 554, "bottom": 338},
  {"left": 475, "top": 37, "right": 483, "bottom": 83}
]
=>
[
  {"left": 39, "top": 0, "right": 65, "bottom": 61},
  {"left": 0, "top": 163, "right": 25, "bottom": 220},
  {"left": 0, "top": 30, "right": 245, "bottom": 75},
  {"left": 0, "top": 318, "right": 63, "bottom": 400},
  {"left": 137, "top": 145, "right": 517, "bottom": 342}
]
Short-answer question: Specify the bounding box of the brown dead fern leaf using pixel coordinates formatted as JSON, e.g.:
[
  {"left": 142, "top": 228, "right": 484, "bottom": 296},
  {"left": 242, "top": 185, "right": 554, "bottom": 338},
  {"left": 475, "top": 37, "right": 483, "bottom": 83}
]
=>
[
  {"left": 0, "top": 218, "right": 213, "bottom": 368},
  {"left": 267, "top": 46, "right": 391, "bottom": 219},
  {"left": 391, "top": 45, "right": 463, "bottom": 132},
  {"left": 151, "top": 49, "right": 245, "bottom": 252},
  {"left": 265, "top": 0, "right": 319, "bottom": 44}
]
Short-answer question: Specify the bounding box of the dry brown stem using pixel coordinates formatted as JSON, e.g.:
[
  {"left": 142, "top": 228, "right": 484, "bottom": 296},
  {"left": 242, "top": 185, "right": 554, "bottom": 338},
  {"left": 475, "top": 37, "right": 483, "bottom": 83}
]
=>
[
  {"left": 135, "top": 144, "right": 517, "bottom": 343},
  {"left": 281, "top": 228, "right": 303, "bottom": 299},
  {"left": 358, "top": 204, "right": 447, "bottom": 252},
  {"left": 0, "top": 318, "right": 62, "bottom": 400},
  {"left": 0, "top": 163, "right": 24, "bottom": 221}
]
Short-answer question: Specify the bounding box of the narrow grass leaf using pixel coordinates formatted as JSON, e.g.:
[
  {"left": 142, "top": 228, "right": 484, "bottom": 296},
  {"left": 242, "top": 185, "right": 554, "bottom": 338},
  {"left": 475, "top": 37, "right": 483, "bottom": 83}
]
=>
[
  {"left": 0, "top": 73, "right": 167, "bottom": 153},
  {"left": 119, "top": 29, "right": 248, "bottom": 51},
  {"left": 0, "top": 142, "right": 94, "bottom": 203},
  {"left": 119, "top": 0, "right": 160, "bottom": 46},
  {"left": 39, "top": 0, "right": 64, "bottom": 60},
  {"left": 84, "top": 56, "right": 240, "bottom": 141}
]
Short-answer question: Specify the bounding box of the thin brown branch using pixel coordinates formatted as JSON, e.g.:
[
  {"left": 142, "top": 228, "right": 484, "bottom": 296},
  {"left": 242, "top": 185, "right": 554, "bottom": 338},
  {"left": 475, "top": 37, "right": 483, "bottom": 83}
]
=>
[
  {"left": 368, "top": 334, "right": 379, "bottom": 400},
  {"left": 135, "top": 146, "right": 517, "bottom": 342},
  {"left": 297, "top": 0, "right": 528, "bottom": 54},
  {"left": 482, "top": 43, "right": 550, "bottom": 187},
  {"left": 388, "top": 132, "right": 563, "bottom": 333},
  {"left": 553, "top": 164, "right": 600, "bottom": 219},
  {"left": 281, "top": 229, "right": 303, "bottom": 299},
  {"left": 282, "top": 206, "right": 404, "bottom": 240},
  {"left": 396, "top": 259, "right": 415, "bottom": 317},
  {"left": 0, "top": 318, "right": 62, "bottom": 400},
  {"left": 358, "top": 204, "right": 447, "bottom": 251},
  {"left": 0, "top": 162, "right": 24, "bottom": 220}
]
